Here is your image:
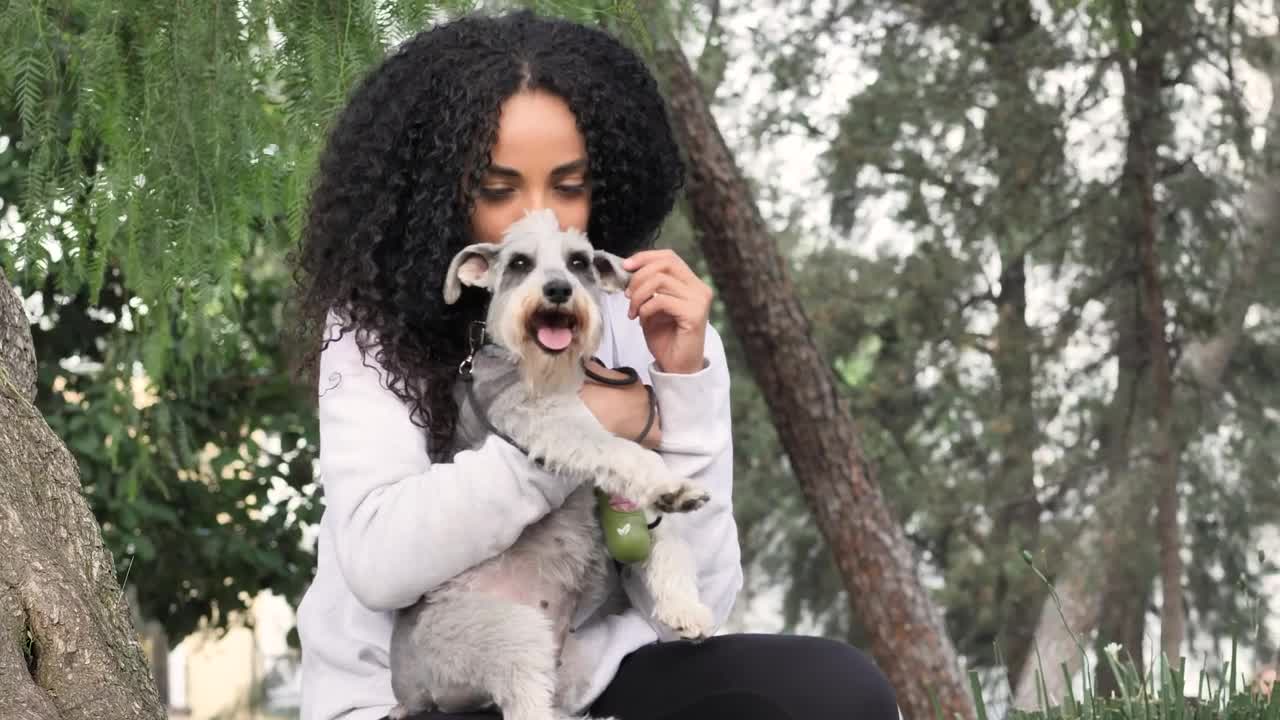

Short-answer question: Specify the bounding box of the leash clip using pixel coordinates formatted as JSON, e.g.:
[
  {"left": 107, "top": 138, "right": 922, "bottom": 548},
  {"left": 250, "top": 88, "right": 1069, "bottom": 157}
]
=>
[{"left": 459, "top": 320, "right": 488, "bottom": 379}]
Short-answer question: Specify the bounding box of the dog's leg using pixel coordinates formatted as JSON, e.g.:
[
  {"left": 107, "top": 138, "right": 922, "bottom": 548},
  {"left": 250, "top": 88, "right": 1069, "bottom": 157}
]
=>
[
  {"left": 641, "top": 523, "right": 714, "bottom": 641},
  {"left": 392, "top": 594, "right": 562, "bottom": 720},
  {"left": 465, "top": 600, "right": 560, "bottom": 720},
  {"left": 507, "top": 398, "right": 709, "bottom": 514}
]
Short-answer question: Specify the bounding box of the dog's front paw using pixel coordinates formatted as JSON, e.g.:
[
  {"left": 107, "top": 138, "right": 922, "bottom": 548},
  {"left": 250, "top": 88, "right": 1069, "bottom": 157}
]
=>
[
  {"left": 654, "top": 596, "right": 714, "bottom": 642},
  {"left": 602, "top": 451, "right": 709, "bottom": 513},
  {"left": 652, "top": 480, "right": 709, "bottom": 514},
  {"left": 388, "top": 705, "right": 412, "bottom": 720}
]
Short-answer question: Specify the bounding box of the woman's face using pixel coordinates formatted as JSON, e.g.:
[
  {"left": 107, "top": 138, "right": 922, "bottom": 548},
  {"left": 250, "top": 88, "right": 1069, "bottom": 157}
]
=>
[{"left": 470, "top": 90, "right": 592, "bottom": 245}]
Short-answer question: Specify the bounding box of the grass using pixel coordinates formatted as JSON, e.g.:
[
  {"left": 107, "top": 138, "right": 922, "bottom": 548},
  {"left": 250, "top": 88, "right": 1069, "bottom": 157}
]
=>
[
  {"left": 992, "top": 551, "right": 1279, "bottom": 720},
  {"left": 999, "top": 652, "right": 1280, "bottom": 720}
]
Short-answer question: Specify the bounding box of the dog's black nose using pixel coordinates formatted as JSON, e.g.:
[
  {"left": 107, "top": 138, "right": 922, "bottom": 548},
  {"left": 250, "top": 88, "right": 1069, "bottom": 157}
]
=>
[{"left": 543, "top": 280, "right": 572, "bottom": 304}]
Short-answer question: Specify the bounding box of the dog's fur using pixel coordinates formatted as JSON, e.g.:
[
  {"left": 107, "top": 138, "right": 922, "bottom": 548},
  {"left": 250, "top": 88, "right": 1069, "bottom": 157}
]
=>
[{"left": 388, "top": 210, "right": 714, "bottom": 720}]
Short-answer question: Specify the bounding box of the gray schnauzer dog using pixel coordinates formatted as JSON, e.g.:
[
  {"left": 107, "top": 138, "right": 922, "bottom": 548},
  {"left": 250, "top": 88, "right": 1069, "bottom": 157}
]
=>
[{"left": 388, "top": 209, "right": 714, "bottom": 720}]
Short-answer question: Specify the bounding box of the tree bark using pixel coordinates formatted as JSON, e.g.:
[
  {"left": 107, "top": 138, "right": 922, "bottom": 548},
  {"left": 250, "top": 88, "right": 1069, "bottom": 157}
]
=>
[
  {"left": 646, "top": 18, "right": 975, "bottom": 720},
  {"left": 0, "top": 270, "right": 164, "bottom": 720}
]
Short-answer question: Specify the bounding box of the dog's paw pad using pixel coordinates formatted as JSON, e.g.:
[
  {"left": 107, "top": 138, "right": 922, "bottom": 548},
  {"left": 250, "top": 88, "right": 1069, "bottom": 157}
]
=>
[
  {"left": 655, "top": 484, "right": 709, "bottom": 513},
  {"left": 670, "top": 620, "right": 710, "bottom": 642},
  {"left": 680, "top": 628, "right": 710, "bottom": 642},
  {"left": 656, "top": 600, "right": 714, "bottom": 641},
  {"left": 678, "top": 492, "right": 709, "bottom": 512}
]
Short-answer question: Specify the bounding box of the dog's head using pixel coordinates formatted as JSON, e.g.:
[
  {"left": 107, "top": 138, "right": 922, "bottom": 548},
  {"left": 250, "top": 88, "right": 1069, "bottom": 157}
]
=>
[{"left": 444, "top": 209, "right": 629, "bottom": 389}]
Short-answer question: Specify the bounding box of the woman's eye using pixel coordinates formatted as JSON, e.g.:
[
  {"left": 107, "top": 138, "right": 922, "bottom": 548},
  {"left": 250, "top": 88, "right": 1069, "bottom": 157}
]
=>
[
  {"left": 556, "top": 184, "right": 587, "bottom": 195},
  {"left": 479, "top": 187, "right": 513, "bottom": 200}
]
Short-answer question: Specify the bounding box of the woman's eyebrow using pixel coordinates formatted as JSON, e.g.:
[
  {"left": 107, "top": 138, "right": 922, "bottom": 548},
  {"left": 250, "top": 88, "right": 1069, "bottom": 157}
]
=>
[
  {"left": 550, "top": 158, "right": 588, "bottom": 177},
  {"left": 486, "top": 164, "right": 522, "bottom": 178},
  {"left": 485, "top": 158, "right": 587, "bottom": 179}
]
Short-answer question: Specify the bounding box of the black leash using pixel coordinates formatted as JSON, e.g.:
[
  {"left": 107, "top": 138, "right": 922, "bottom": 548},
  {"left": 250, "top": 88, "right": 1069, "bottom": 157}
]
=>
[
  {"left": 582, "top": 358, "right": 658, "bottom": 446},
  {"left": 458, "top": 322, "right": 534, "bottom": 460}
]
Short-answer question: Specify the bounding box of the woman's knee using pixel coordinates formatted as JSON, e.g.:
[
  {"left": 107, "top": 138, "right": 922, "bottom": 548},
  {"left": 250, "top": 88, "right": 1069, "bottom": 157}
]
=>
[
  {"left": 809, "top": 638, "right": 899, "bottom": 720},
  {"left": 704, "top": 634, "right": 899, "bottom": 719}
]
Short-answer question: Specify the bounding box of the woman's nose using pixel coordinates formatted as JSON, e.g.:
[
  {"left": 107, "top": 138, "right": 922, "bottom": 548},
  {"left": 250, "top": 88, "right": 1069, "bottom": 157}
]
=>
[
  {"left": 523, "top": 189, "right": 549, "bottom": 213},
  {"left": 517, "top": 194, "right": 562, "bottom": 225}
]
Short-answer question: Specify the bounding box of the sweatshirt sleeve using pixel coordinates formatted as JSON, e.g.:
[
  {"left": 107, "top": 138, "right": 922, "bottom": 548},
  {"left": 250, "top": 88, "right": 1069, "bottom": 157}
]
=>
[
  {"left": 317, "top": 317, "right": 579, "bottom": 611},
  {"left": 618, "top": 321, "right": 744, "bottom": 639}
]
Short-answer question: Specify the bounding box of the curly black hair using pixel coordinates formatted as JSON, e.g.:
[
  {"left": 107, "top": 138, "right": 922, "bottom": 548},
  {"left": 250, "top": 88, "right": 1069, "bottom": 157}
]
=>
[{"left": 291, "top": 9, "right": 685, "bottom": 457}]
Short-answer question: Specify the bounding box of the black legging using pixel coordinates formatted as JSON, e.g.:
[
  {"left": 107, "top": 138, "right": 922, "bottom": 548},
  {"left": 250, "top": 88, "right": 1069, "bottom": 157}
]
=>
[{"left": 388, "top": 633, "right": 899, "bottom": 720}]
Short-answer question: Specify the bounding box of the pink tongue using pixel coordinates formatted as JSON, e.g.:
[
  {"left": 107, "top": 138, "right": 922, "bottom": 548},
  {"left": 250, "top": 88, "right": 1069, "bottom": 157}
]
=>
[{"left": 537, "top": 326, "right": 573, "bottom": 350}]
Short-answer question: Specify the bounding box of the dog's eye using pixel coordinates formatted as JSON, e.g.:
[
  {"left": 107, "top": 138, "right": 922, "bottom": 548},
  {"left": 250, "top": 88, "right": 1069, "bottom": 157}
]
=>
[
  {"left": 508, "top": 255, "right": 532, "bottom": 272},
  {"left": 568, "top": 254, "right": 589, "bottom": 271}
]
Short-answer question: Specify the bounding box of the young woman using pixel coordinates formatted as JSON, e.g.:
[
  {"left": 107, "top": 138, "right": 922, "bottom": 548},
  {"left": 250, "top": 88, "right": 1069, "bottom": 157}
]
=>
[{"left": 291, "top": 9, "right": 898, "bottom": 720}]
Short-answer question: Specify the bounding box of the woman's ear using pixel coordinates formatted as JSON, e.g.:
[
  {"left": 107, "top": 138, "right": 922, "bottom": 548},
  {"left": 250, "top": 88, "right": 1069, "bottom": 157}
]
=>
[
  {"left": 592, "top": 250, "right": 631, "bottom": 293},
  {"left": 444, "top": 243, "right": 502, "bottom": 304}
]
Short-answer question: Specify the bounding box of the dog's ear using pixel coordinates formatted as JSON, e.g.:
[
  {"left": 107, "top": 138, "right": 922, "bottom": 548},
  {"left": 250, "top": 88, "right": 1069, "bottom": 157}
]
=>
[
  {"left": 444, "top": 243, "right": 501, "bottom": 304},
  {"left": 592, "top": 250, "right": 630, "bottom": 293}
]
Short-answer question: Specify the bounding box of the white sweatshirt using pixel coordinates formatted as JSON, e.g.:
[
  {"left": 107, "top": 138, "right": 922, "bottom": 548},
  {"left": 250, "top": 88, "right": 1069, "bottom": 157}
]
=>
[{"left": 296, "top": 291, "right": 744, "bottom": 720}]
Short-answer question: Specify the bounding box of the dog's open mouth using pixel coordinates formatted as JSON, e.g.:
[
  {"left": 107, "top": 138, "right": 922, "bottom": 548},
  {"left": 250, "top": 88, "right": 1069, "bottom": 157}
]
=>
[{"left": 530, "top": 310, "right": 578, "bottom": 353}]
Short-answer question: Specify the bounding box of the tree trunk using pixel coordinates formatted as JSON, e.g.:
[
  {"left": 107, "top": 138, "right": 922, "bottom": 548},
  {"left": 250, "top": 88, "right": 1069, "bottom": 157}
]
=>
[
  {"left": 1136, "top": 125, "right": 1183, "bottom": 669},
  {"left": 1098, "top": 0, "right": 1190, "bottom": 679},
  {"left": 1011, "top": 524, "right": 1103, "bottom": 708},
  {"left": 1121, "top": 8, "right": 1184, "bottom": 667},
  {"left": 1013, "top": 319, "right": 1145, "bottom": 708},
  {"left": 981, "top": 1, "right": 1051, "bottom": 683},
  {"left": 0, "top": 270, "right": 164, "bottom": 720},
  {"left": 646, "top": 18, "right": 975, "bottom": 720},
  {"left": 1091, "top": 268, "right": 1150, "bottom": 699},
  {"left": 1016, "top": 123, "right": 1151, "bottom": 708},
  {"left": 990, "top": 252, "right": 1045, "bottom": 686}
]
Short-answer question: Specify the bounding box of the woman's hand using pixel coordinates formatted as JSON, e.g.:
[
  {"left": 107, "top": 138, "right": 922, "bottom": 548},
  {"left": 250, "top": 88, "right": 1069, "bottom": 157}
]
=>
[
  {"left": 623, "top": 249, "right": 713, "bottom": 375},
  {"left": 579, "top": 360, "right": 662, "bottom": 449}
]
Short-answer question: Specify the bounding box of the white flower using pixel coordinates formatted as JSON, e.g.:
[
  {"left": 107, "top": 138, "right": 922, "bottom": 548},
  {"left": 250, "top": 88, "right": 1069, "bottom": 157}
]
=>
[{"left": 1104, "top": 642, "right": 1122, "bottom": 657}]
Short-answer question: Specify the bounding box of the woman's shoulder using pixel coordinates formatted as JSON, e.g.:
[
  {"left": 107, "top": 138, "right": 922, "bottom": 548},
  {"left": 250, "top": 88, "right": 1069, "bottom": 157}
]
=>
[{"left": 318, "top": 308, "right": 397, "bottom": 396}]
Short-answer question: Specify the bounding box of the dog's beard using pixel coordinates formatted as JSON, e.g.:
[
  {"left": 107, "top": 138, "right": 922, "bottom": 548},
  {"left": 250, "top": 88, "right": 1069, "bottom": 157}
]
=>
[{"left": 496, "top": 293, "right": 600, "bottom": 395}]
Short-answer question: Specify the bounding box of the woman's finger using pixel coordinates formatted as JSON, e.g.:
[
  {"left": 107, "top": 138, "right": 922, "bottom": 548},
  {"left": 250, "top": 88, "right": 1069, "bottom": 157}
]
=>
[
  {"left": 626, "top": 275, "right": 689, "bottom": 319},
  {"left": 635, "top": 290, "right": 684, "bottom": 324},
  {"left": 624, "top": 249, "right": 700, "bottom": 285}
]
